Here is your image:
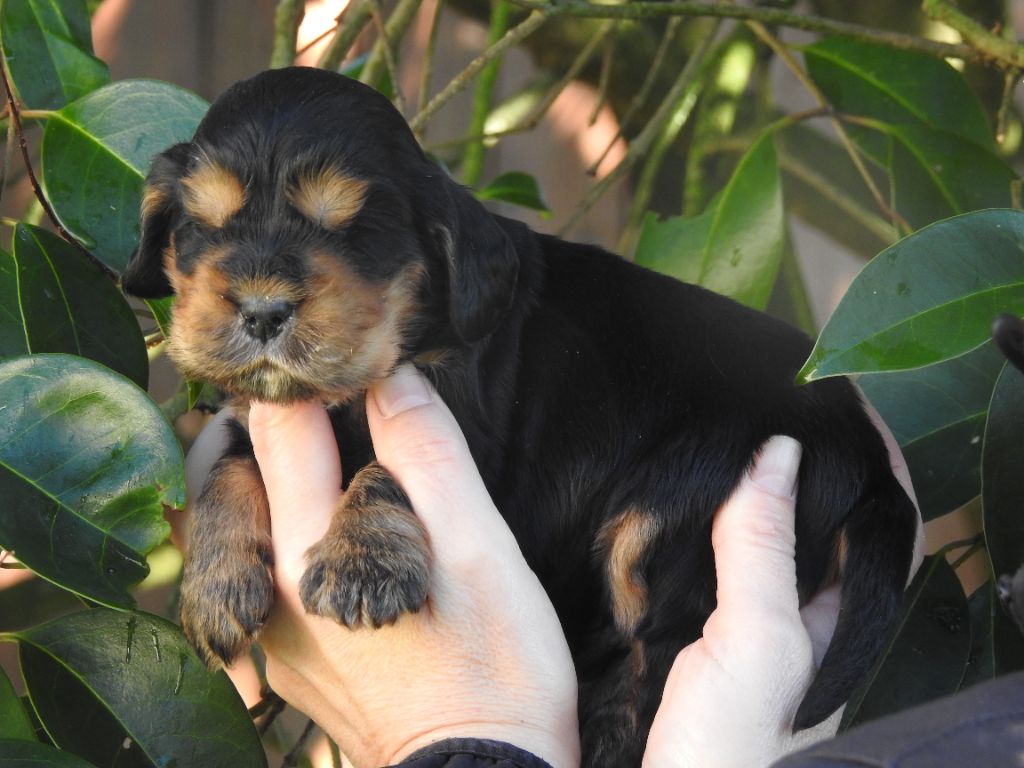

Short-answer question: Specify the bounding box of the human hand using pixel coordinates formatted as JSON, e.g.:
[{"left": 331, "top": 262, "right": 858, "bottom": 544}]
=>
[
  {"left": 247, "top": 365, "right": 579, "bottom": 768},
  {"left": 642, "top": 409, "right": 923, "bottom": 768}
]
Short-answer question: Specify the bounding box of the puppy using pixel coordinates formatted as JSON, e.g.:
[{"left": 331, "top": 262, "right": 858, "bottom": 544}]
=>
[{"left": 123, "top": 67, "right": 917, "bottom": 766}]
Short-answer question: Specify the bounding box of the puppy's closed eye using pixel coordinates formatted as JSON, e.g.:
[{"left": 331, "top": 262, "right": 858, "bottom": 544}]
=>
[
  {"left": 182, "top": 162, "right": 246, "bottom": 229},
  {"left": 288, "top": 167, "right": 367, "bottom": 229}
]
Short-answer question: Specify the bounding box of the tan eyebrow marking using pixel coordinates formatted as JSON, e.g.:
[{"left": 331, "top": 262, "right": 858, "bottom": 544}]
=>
[
  {"left": 181, "top": 162, "right": 246, "bottom": 229},
  {"left": 288, "top": 168, "right": 367, "bottom": 229}
]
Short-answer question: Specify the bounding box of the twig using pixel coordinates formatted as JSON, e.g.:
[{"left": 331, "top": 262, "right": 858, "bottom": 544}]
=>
[
  {"left": 270, "top": 0, "right": 306, "bottom": 69},
  {"left": 462, "top": 0, "right": 513, "bottom": 186},
  {"left": 0, "top": 54, "right": 118, "bottom": 282},
  {"left": 0, "top": 96, "right": 14, "bottom": 206},
  {"left": 588, "top": 29, "right": 616, "bottom": 127},
  {"left": 318, "top": 0, "right": 373, "bottom": 70},
  {"left": 280, "top": 719, "right": 318, "bottom": 767},
  {"left": 996, "top": 67, "right": 1019, "bottom": 145},
  {"left": 360, "top": 0, "right": 424, "bottom": 93},
  {"left": 558, "top": 21, "right": 721, "bottom": 236},
  {"left": 922, "top": 0, "right": 1024, "bottom": 68},
  {"left": 256, "top": 691, "right": 288, "bottom": 735},
  {"left": 745, "top": 21, "right": 909, "bottom": 233},
  {"left": 415, "top": 0, "right": 445, "bottom": 134},
  {"left": 410, "top": 9, "right": 552, "bottom": 134},
  {"left": 507, "top": 0, "right": 984, "bottom": 64},
  {"left": 248, "top": 686, "right": 285, "bottom": 719},
  {"left": 617, "top": 23, "right": 720, "bottom": 254},
  {"left": 587, "top": 17, "right": 683, "bottom": 176},
  {"left": 945, "top": 533, "right": 986, "bottom": 571},
  {"left": 363, "top": 0, "right": 407, "bottom": 113}
]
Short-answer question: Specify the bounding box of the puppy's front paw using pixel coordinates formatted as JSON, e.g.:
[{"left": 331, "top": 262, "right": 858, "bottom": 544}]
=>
[
  {"left": 180, "top": 537, "right": 274, "bottom": 667},
  {"left": 300, "top": 463, "right": 429, "bottom": 628}
]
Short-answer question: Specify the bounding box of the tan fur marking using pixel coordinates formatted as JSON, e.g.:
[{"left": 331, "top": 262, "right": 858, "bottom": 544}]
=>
[
  {"left": 140, "top": 185, "right": 167, "bottom": 221},
  {"left": 288, "top": 168, "right": 367, "bottom": 229},
  {"left": 182, "top": 162, "right": 245, "bottom": 229},
  {"left": 600, "top": 508, "right": 662, "bottom": 635}
]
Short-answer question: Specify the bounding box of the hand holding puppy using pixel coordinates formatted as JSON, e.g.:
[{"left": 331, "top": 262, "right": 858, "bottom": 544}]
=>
[{"left": 251, "top": 365, "right": 579, "bottom": 768}]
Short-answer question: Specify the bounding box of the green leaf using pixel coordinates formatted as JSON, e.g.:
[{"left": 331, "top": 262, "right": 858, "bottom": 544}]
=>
[
  {"left": 339, "top": 57, "right": 394, "bottom": 100},
  {"left": 0, "top": 739, "right": 98, "bottom": 768},
  {"left": 841, "top": 554, "right": 970, "bottom": 730},
  {"left": 476, "top": 171, "right": 552, "bottom": 217},
  {"left": 636, "top": 131, "right": 784, "bottom": 310},
  {"left": 41, "top": 80, "right": 208, "bottom": 273},
  {"left": 0, "top": 0, "right": 110, "bottom": 110},
  {"left": 0, "top": 354, "right": 183, "bottom": 608},
  {"left": 960, "top": 580, "right": 1024, "bottom": 691},
  {"left": 0, "top": 225, "right": 147, "bottom": 388},
  {"left": 799, "top": 209, "right": 1024, "bottom": 381},
  {"left": 19, "top": 645, "right": 150, "bottom": 768},
  {"left": 883, "top": 124, "right": 1015, "bottom": 229},
  {"left": 8, "top": 609, "right": 266, "bottom": 768},
  {"left": 982, "top": 362, "right": 1024, "bottom": 579},
  {"left": 804, "top": 37, "right": 993, "bottom": 155},
  {"left": 0, "top": 666, "right": 35, "bottom": 741},
  {"left": 858, "top": 343, "right": 1005, "bottom": 521}
]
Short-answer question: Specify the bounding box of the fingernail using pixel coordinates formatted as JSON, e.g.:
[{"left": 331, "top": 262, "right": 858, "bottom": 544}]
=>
[
  {"left": 373, "top": 364, "right": 433, "bottom": 419},
  {"left": 751, "top": 435, "right": 802, "bottom": 499}
]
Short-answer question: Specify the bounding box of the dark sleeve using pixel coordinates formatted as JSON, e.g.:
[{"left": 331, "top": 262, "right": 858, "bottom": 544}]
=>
[
  {"left": 773, "top": 671, "right": 1024, "bottom": 768},
  {"left": 385, "top": 738, "right": 555, "bottom": 768}
]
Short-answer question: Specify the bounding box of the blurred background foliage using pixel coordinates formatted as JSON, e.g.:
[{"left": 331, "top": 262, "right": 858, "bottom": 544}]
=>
[{"left": 1, "top": 0, "right": 1024, "bottom": 765}]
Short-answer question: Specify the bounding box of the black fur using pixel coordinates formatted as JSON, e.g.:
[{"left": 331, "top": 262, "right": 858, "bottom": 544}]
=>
[{"left": 124, "top": 68, "right": 918, "bottom": 766}]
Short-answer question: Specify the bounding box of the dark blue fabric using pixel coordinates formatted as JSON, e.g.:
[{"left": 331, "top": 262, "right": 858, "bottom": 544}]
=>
[
  {"left": 775, "top": 672, "right": 1024, "bottom": 767},
  {"left": 387, "top": 738, "right": 554, "bottom": 768}
]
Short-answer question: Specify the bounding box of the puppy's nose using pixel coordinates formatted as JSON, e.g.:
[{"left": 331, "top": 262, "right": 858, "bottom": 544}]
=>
[{"left": 238, "top": 297, "right": 295, "bottom": 342}]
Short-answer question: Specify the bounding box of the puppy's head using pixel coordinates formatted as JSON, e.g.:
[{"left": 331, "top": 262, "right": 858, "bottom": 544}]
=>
[{"left": 123, "top": 67, "right": 519, "bottom": 403}]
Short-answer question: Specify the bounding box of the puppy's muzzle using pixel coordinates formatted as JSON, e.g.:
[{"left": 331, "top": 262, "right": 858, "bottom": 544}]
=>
[{"left": 237, "top": 296, "right": 296, "bottom": 343}]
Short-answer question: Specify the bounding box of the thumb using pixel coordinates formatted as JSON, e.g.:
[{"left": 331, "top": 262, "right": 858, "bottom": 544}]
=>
[
  {"left": 249, "top": 401, "right": 341, "bottom": 577},
  {"left": 711, "top": 436, "right": 803, "bottom": 628}
]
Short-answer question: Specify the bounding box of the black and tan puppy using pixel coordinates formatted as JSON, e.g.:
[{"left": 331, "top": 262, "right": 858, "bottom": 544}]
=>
[{"left": 123, "top": 67, "right": 917, "bottom": 766}]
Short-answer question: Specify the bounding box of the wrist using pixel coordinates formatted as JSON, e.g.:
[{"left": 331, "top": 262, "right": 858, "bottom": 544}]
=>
[{"left": 388, "top": 721, "right": 580, "bottom": 768}]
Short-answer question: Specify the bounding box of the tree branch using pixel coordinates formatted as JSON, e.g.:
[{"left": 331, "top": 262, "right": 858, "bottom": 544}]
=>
[
  {"left": 410, "top": 9, "right": 553, "bottom": 133},
  {"left": 922, "top": 0, "right": 1024, "bottom": 68},
  {"left": 361, "top": 0, "right": 425, "bottom": 90},
  {"left": 318, "top": 0, "right": 373, "bottom": 70},
  {"left": 0, "top": 56, "right": 117, "bottom": 282},
  {"left": 506, "top": 0, "right": 986, "bottom": 64},
  {"left": 463, "top": 0, "right": 513, "bottom": 186},
  {"left": 270, "top": 0, "right": 306, "bottom": 69}
]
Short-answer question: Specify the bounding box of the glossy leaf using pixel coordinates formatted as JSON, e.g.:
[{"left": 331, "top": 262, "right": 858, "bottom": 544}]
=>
[
  {"left": 0, "top": 666, "right": 35, "bottom": 741},
  {"left": 842, "top": 555, "right": 970, "bottom": 730},
  {"left": 7, "top": 609, "right": 266, "bottom": 768},
  {"left": 476, "top": 171, "right": 552, "bottom": 216},
  {"left": 41, "top": 80, "right": 208, "bottom": 273},
  {"left": 19, "top": 645, "right": 150, "bottom": 768},
  {"left": 636, "top": 131, "right": 784, "bottom": 310},
  {"left": 0, "top": 355, "right": 183, "bottom": 608},
  {"left": 0, "top": 740, "right": 97, "bottom": 768},
  {"left": 960, "top": 580, "right": 1024, "bottom": 691},
  {"left": 799, "top": 210, "right": 1024, "bottom": 381},
  {"left": 883, "top": 123, "right": 1015, "bottom": 230},
  {"left": 858, "top": 343, "right": 1005, "bottom": 521},
  {"left": 804, "top": 37, "right": 993, "bottom": 156},
  {"left": 0, "top": 225, "right": 147, "bottom": 388},
  {"left": 0, "top": 0, "right": 110, "bottom": 110},
  {"left": 982, "top": 362, "right": 1024, "bottom": 578}
]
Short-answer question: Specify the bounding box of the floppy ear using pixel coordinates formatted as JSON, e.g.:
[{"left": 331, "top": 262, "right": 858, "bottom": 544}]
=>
[
  {"left": 121, "top": 142, "right": 193, "bottom": 298},
  {"left": 431, "top": 180, "right": 520, "bottom": 344}
]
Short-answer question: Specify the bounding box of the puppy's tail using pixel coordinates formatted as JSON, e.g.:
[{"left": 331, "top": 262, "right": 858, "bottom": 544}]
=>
[{"left": 793, "top": 474, "right": 918, "bottom": 730}]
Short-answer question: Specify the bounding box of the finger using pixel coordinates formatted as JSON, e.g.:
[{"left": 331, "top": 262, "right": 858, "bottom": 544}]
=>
[
  {"left": 249, "top": 401, "right": 342, "bottom": 577},
  {"left": 365, "top": 365, "right": 521, "bottom": 562},
  {"left": 711, "top": 436, "right": 803, "bottom": 627},
  {"left": 799, "top": 582, "right": 841, "bottom": 667},
  {"left": 860, "top": 396, "right": 925, "bottom": 579},
  {"left": 184, "top": 407, "right": 234, "bottom": 504}
]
